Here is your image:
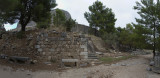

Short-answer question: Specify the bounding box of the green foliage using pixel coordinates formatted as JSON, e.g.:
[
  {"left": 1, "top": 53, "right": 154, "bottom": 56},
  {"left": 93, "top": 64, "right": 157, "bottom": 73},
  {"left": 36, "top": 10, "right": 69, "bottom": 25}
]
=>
[
  {"left": 0, "top": 0, "right": 18, "bottom": 25},
  {"left": 134, "top": 0, "right": 160, "bottom": 56},
  {"left": 0, "top": 0, "right": 57, "bottom": 31},
  {"left": 99, "top": 55, "right": 134, "bottom": 63},
  {"left": 101, "top": 32, "right": 118, "bottom": 49},
  {"left": 65, "top": 18, "right": 76, "bottom": 32},
  {"left": 53, "top": 8, "right": 66, "bottom": 26},
  {"left": 37, "top": 16, "right": 51, "bottom": 29},
  {"left": 84, "top": 0, "right": 116, "bottom": 35},
  {"left": 116, "top": 23, "right": 152, "bottom": 51}
]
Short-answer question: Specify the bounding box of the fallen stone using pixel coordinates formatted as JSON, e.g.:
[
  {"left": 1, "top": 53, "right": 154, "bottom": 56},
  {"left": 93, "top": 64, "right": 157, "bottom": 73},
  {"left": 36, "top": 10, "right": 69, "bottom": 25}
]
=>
[
  {"left": 9, "top": 56, "right": 30, "bottom": 64},
  {"left": 121, "top": 64, "right": 127, "bottom": 66},
  {"left": 44, "top": 62, "right": 52, "bottom": 65},
  {"left": 150, "top": 61, "right": 155, "bottom": 66},
  {"left": 104, "top": 64, "right": 111, "bottom": 66},
  {"left": 61, "top": 32, "right": 67, "bottom": 38},
  {"left": 35, "top": 45, "right": 40, "bottom": 49},
  {"left": 80, "top": 63, "right": 88, "bottom": 67},
  {"left": 30, "top": 60, "right": 37, "bottom": 64},
  {"left": 38, "top": 48, "right": 42, "bottom": 52},
  {"left": 152, "top": 67, "right": 160, "bottom": 74},
  {"left": 146, "top": 67, "right": 152, "bottom": 71},
  {"left": 44, "top": 33, "right": 48, "bottom": 37},
  {"left": 79, "top": 35, "right": 85, "bottom": 38},
  {"left": 0, "top": 54, "right": 8, "bottom": 59}
]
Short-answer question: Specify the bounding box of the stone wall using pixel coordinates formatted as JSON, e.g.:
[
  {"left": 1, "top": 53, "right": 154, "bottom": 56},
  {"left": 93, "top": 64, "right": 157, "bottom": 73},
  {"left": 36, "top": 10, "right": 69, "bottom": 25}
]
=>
[
  {"left": 35, "top": 30, "right": 95, "bottom": 65},
  {"left": 71, "top": 24, "right": 89, "bottom": 34},
  {"left": 0, "top": 30, "right": 96, "bottom": 66}
]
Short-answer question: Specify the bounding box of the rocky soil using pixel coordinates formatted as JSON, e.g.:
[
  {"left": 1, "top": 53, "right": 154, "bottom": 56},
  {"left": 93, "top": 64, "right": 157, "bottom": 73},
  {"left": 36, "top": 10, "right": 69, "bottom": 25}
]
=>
[{"left": 0, "top": 54, "right": 160, "bottom": 78}]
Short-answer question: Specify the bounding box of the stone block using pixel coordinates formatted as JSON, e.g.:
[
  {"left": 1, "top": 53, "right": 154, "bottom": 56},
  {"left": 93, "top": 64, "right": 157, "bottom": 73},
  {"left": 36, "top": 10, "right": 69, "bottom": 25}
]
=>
[
  {"left": 35, "top": 45, "right": 40, "bottom": 48},
  {"left": 44, "top": 33, "right": 48, "bottom": 37},
  {"left": 61, "top": 32, "right": 67, "bottom": 38},
  {"left": 0, "top": 54, "right": 8, "bottom": 59},
  {"left": 80, "top": 52, "right": 88, "bottom": 59},
  {"left": 79, "top": 35, "right": 85, "bottom": 38},
  {"left": 45, "top": 38, "right": 49, "bottom": 42},
  {"left": 9, "top": 56, "right": 30, "bottom": 64},
  {"left": 48, "top": 56, "right": 52, "bottom": 61},
  {"left": 62, "top": 59, "right": 78, "bottom": 62},
  {"left": 60, "top": 38, "right": 65, "bottom": 41},
  {"left": 80, "top": 52, "right": 88, "bottom": 56},
  {"left": 50, "top": 49, "right": 54, "bottom": 52},
  {"left": 42, "top": 52, "right": 46, "bottom": 55},
  {"left": 38, "top": 48, "right": 43, "bottom": 52}
]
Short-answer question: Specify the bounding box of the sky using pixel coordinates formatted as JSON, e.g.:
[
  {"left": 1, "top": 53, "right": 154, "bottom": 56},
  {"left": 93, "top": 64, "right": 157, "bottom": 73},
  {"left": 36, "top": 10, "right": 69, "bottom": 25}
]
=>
[{"left": 4, "top": 0, "right": 140, "bottom": 30}]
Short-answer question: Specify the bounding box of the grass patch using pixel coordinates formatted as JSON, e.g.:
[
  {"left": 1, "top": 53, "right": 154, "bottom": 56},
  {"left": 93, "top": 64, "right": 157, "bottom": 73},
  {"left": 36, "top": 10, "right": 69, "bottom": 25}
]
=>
[{"left": 99, "top": 55, "right": 134, "bottom": 63}]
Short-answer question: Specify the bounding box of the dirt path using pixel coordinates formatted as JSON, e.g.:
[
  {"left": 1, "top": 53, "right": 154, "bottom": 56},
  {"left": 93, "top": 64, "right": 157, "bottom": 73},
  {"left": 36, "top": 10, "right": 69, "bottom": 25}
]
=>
[
  {"left": 112, "top": 54, "right": 160, "bottom": 78},
  {"left": 0, "top": 54, "right": 160, "bottom": 78}
]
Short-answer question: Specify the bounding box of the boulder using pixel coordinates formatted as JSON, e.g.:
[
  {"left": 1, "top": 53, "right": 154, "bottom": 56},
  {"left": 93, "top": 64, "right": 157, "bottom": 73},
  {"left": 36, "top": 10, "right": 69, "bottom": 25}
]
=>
[
  {"left": 0, "top": 54, "right": 8, "bottom": 59},
  {"left": 9, "top": 56, "right": 30, "bottom": 64},
  {"left": 150, "top": 61, "right": 155, "bottom": 66}
]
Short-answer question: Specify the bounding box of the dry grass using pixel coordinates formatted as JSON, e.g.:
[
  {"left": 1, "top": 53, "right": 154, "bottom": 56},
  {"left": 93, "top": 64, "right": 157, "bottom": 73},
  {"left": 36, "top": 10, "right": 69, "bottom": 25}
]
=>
[{"left": 99, "top": 55, "right": 135, "bottom": 63}]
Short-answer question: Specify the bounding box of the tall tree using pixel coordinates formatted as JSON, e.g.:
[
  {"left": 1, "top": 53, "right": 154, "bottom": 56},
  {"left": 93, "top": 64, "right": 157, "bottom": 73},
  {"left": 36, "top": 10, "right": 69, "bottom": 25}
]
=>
[
  {"left": 0, "top": 0, "right": 57, "bottom": 31},
  {"left": 65, "top": 18, "right": 76, "bottom": 32},
  {"left": 84, "top": 0, "right": 116, "bottom": 35},
  {"left": 0, "top": 0, "right": 18, "bottom": 25},
  {"left": 134, "top": 0, "right": 160, "bottom": 57},
  {"left": 53, "top": 8, "right": 66, "bottom": 26}
]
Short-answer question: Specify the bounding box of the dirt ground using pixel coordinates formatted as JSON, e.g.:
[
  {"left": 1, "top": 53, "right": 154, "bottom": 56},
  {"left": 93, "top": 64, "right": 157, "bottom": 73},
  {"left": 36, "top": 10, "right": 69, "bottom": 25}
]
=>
[{"left": 0, "top": 54, "right": 160, "bottom": 78}]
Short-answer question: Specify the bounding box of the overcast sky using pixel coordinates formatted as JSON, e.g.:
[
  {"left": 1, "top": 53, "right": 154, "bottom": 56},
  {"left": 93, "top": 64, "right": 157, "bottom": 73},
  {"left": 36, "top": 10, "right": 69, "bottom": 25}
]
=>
[
  {"left": 56, "top": 0, "right": 140, "bottom": 27},
  {"left": 5, "top": 0, "right": 140, "bottom": 30}
]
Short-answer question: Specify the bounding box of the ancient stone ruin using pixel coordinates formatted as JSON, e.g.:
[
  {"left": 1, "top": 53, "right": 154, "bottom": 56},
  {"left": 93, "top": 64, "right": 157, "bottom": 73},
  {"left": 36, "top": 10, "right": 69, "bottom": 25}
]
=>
[
  {"left": 35, "top": 30, "right": 97, "bottom": 67},
  {"left": 0, "top": 29, "right": 98, "bottom": 67}
]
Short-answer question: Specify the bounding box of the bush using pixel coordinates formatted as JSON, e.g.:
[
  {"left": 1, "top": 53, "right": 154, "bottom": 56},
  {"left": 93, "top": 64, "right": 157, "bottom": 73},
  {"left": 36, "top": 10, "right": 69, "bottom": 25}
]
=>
[
  {"left": 65, "top": 18, "right": 76, "bottom": 32},
  {"left": 37, "top": 21, "right": 49, "bottom": 29}
]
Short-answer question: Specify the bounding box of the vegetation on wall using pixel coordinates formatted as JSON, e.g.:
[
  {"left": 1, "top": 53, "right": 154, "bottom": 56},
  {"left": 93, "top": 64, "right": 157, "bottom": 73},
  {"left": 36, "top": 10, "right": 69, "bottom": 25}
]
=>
[{"left": 53, "top": 8, "right": 76, "bottom": 32}]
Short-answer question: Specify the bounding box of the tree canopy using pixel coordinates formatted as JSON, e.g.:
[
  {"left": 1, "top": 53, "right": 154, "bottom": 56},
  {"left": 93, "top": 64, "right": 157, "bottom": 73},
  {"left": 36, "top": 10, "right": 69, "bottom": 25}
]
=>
[
  {"left": 84, "top": 0, "right": 116, "bottom": 35},
  {"left": 53, "top": 8, "right": 66, "bottom": 26},
  {"left": 134, "top": 0, "right": 160, "bottom": 57},
  {"left": 0, "top": 0, "right": 57, "bottom": 31}
]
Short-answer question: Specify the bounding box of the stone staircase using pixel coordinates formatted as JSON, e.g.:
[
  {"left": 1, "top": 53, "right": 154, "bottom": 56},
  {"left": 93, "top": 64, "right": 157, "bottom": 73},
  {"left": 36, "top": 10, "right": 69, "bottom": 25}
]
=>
[{"left": 88, "top": 53, "right": 98, "bottom": 59}]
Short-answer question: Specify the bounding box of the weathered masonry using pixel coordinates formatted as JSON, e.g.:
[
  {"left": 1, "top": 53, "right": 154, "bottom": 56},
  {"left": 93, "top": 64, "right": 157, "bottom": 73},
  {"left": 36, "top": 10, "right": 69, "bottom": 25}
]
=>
[{"left": 35, "top": 30, "right": 97, "bottom": 67}]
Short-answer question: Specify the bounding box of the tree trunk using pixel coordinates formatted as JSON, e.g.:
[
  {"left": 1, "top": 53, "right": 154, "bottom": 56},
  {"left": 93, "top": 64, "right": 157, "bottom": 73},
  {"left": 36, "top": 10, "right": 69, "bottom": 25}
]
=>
[
  {"left": 21, "top": 24, "right": 26, "bottom": 31},
  {"left": 95, "top": 28, "right": 97, "bottom": 36},
  {"left": 153, "top": 22, "right": 156, "bottom": 58}
]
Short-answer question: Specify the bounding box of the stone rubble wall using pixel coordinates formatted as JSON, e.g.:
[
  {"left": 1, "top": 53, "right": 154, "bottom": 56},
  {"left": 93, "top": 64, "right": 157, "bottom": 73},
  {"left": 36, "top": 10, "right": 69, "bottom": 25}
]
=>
[
  {"left": 35, "top": 31, "right": 92, "bottom": 64},
  {"left": 0, "top": 30, "right": 96, "bottom": 66}
]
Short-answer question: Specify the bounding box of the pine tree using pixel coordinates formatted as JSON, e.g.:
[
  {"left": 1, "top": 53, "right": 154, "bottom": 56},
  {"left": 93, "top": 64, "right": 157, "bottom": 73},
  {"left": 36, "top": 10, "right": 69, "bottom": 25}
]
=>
[
  {"left": 0, "top": 0, "right": 57, "bottom": 31},
  {"left": 84, "top": 1, "right": 116, "bottom": 35},
  {"left": 134, "top": 0, "right": 160, "bottom": 57}
]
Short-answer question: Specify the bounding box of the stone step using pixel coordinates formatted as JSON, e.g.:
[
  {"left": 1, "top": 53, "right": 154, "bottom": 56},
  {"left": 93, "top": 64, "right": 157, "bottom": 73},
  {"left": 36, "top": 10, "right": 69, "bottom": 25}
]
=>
[
  {"left": 88, "top": 55, "right": 97, "bottom": 57},
  {"left": 88, "top": 57, "right": 98, "bottom": 59},
  {"left": 88, "top": 53, "right": 98, "bottom": 59}
]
